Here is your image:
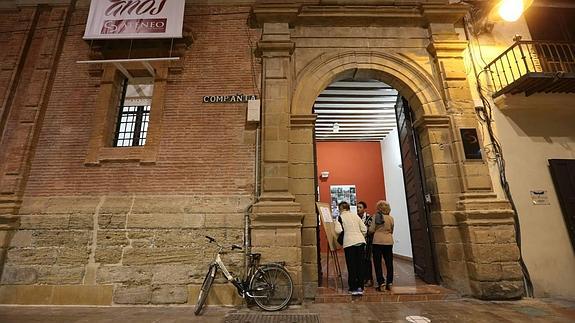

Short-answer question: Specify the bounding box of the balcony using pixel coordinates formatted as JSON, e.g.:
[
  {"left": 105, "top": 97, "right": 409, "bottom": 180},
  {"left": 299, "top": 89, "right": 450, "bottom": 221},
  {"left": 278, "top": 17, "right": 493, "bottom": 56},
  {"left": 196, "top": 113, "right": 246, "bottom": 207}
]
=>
[{"left": 486, "top": 40, "right": 575, "bottom": 98}]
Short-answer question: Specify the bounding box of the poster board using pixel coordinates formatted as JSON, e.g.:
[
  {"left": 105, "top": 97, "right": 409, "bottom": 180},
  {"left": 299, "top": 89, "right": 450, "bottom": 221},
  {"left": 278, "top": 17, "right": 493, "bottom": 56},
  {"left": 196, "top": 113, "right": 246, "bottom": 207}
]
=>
[
  {"left": 316, "top": 202, "right": 338, "bottom": 251},
  {"left": 330, "top": 185, "right": 357, "bottom": 214}
]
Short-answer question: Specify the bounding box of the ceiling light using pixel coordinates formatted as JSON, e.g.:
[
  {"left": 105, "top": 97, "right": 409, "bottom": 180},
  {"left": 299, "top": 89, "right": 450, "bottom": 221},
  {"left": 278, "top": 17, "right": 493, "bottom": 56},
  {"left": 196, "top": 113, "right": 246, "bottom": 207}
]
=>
[{"left": 332, "top": 123, "right": 340, "bottom": 133}]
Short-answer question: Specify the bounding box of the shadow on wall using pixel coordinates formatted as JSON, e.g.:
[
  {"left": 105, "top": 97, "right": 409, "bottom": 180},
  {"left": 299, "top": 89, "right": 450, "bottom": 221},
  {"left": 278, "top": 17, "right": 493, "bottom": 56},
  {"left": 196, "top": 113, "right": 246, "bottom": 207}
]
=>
[{"left": 500, "top": 107, "right": 575, "bottom": 140}]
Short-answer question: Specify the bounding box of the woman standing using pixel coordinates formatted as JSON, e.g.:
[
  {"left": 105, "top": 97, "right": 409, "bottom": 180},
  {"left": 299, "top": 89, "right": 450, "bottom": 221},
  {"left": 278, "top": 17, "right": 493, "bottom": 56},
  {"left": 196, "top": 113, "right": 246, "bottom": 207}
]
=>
[
  {"left": 369, "top": 200, "right": 395, "bottom": 291},
  {"left": 357, "top": 201, "right": 374, "bottom": 287},
  {"left": 334, "top": 201, "right": 367, "bottom": 295}
]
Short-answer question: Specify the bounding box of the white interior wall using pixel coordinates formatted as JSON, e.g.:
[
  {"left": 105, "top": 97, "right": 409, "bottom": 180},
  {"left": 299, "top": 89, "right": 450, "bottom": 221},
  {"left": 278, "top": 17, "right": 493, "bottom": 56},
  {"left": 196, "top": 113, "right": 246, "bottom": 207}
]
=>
[{"left": 380, "top": 128, "right": 412, "bottom": 258}]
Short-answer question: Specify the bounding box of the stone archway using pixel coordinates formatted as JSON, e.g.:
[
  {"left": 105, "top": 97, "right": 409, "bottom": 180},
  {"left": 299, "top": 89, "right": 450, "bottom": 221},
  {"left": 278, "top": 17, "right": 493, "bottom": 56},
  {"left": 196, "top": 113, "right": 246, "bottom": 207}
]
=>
[
  {"left": 291, "top": 50, "right": 446, "bottom": 121},
  {"left": 288, "top": 50, "right": 453, "bottom": 297},
  {"left": 252, "top": 7, "right": 524, "bottom": 300}
]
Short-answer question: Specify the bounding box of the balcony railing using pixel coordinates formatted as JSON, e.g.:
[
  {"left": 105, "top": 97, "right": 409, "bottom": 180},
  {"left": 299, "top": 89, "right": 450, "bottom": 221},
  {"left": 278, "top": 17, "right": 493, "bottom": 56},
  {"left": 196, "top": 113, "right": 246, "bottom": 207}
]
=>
[{"left": 485, "top": 40, "right": 575, "bottom": 98}]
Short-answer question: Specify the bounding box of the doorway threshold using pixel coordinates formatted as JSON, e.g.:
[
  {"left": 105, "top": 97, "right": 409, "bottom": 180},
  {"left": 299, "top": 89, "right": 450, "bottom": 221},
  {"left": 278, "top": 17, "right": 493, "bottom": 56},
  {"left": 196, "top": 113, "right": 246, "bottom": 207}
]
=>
[
  {"left": 317, "top": 254, "right": 458, "bottom": 303},
  {"left": 314, "top": 284, "right": 458, "bottom": 303}
]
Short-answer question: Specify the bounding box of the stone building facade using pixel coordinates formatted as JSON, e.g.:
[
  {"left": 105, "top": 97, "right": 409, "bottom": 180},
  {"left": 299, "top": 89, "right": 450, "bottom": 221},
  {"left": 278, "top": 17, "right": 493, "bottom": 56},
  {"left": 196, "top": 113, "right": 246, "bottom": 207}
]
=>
[{"left": 0, "top": 0, "right": 529, "bottom": 305}]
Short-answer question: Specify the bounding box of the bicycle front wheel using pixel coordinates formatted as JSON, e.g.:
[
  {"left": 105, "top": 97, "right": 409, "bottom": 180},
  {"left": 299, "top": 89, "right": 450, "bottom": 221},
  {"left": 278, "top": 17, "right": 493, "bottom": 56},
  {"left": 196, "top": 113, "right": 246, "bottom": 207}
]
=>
[
  {"left": 194, "top": 265, "right": 216, "bottom": 315},
  {"left": 249, "top": 265, "right": 293, "bottom": 311}
]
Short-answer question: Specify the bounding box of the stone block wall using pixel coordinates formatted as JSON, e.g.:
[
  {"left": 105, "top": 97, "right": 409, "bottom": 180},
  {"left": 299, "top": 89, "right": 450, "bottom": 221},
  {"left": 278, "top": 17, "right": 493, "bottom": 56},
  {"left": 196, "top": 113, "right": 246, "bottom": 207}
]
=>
[
  {"left": 0, "top": 195, "right": 250, "bottom": 305},
  {"left": 289, "top": 116, "right": 318, "bottom": 299},
  {"left": 457, "top": 207, "right": 525, "bottom": 300}
]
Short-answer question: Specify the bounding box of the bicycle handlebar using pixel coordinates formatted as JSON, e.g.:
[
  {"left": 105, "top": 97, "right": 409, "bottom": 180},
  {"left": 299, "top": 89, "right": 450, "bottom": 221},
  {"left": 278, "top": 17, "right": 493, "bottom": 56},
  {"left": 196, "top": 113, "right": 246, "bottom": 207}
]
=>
[{"left": 205, "top": 236, "right": 243, "bottom": 251}]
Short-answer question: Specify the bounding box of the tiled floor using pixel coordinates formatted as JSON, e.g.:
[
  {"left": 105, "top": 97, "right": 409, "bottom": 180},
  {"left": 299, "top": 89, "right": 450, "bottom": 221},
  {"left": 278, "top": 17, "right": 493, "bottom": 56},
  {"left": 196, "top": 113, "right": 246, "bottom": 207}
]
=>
[
  {"left": 307, "top": 298, "right": 575, "bottom": 323},
  {"left": 318, "top": 252, "right": 454, "bottom": 303},
  {"left": 321, "top": 252, "right": 428, "bottom": 288},
  {"left": 1, "top": 298, "right": 574, "bottom": 322},
  {"left": 2, "top": 254, "right": 572, "bottom": 322}
]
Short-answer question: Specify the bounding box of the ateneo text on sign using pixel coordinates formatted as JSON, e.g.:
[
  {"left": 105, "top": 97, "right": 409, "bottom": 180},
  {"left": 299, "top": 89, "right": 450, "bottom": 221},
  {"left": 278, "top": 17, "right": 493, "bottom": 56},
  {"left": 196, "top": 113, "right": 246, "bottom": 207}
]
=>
[
  {"left": 101, "top": 19, "right": 167, "bottom": 34},
  {"left": 84, "top": 0, "right": 185, "bottom": 40}
]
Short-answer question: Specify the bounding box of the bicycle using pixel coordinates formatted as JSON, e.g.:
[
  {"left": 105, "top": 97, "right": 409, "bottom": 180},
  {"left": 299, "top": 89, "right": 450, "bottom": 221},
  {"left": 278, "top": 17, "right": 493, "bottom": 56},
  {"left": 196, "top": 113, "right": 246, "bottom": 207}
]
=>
[{"left": 194, "top": 235, "right": 294, "bottom": 315}]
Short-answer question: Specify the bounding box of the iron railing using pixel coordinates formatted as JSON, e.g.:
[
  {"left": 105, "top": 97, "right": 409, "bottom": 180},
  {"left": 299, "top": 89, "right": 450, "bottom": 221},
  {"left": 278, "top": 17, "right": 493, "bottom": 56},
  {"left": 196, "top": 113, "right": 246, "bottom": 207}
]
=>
[{"left": 485, "top": 40, "right": 575, "bottom": 96}]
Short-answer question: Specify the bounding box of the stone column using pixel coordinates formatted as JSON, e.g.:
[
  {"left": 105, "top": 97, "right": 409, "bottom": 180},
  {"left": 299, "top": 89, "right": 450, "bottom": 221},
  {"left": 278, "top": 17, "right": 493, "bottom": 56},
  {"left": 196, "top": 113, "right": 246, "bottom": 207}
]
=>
[
  {"left": 0, "top": 2, "right": 73, "bottom": 215},
  {"left": 251, "top": 4, "right": 305, "bottom": 301},
  {"left": 289, "top": 114, "right": 317, "bottom": 299},
  {"left": 0, "top": 216, "right": 19, "bottom": 283},
  {"left": 423, "top": 4, "right": 524, "bottom": 299},
  {"left": 413, "top": 115, "right": 471, "bottom": 293},
  {"left": 0, "top": 2, "right": 74, "bottom": 286}
]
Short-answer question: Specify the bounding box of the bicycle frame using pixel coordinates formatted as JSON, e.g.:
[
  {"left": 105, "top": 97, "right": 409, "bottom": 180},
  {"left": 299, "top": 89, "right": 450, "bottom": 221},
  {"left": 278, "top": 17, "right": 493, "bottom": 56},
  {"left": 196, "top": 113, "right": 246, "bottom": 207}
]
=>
[
  {"left": 207, "top": 242, "right": 270, "bottom": 299},
  {"left": 214, "top": 252, "right": 235, "bottom": 282},
  {"left": 197, "top": 236, "right": 293, "bottom": 314}
]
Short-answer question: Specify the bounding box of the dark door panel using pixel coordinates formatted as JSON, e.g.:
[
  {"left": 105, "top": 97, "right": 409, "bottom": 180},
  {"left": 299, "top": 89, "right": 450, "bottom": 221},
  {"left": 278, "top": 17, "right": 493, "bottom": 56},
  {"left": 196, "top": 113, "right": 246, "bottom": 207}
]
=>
[
  {"left": 396, "top": 97, "right": 438, "bottom": 284},
  {"left": 549, "top": 159, "right": 575, "bottom": 251}
]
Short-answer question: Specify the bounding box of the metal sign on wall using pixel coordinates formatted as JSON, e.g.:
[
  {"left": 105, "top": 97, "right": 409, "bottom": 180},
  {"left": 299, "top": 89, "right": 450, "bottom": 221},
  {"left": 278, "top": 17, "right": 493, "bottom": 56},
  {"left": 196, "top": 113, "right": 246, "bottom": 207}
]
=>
[
  {"left": 202, "top": 94, "right": 258, "bottom": 103},
  {"left": 84, "top": 0, "right": 185, "bottom": 40}
]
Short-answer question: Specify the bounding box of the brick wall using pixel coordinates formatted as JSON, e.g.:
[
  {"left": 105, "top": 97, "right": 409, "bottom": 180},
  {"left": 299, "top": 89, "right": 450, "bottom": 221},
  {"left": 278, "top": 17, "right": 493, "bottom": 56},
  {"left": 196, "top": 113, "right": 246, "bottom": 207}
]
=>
[
  {"left": 24, "top": 6, "right": 259, "bottom": 196},
  {"left": 0, "top": 5, "right": 263, "bottom": 305},
  {"left": 0, "top": 8, "right": 26, "bottom": 127}
]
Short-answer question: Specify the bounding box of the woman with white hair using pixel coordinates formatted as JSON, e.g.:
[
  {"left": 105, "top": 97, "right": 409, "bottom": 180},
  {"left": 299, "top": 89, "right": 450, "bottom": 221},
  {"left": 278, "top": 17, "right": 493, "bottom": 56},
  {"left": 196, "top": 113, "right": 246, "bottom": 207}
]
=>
[
  {"left": 334, "top": 201, "right": 367, "bottom": 295},
  {"left": 369, "top": 200, "right": 395, "bottom": 291}
]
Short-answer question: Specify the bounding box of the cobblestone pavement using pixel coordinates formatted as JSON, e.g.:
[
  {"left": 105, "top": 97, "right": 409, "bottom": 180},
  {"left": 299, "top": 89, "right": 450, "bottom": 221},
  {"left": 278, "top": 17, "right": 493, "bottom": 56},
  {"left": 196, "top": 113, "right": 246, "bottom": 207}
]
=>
[{"left": 0, "top": 298, "right": 573, "bottom": 323}]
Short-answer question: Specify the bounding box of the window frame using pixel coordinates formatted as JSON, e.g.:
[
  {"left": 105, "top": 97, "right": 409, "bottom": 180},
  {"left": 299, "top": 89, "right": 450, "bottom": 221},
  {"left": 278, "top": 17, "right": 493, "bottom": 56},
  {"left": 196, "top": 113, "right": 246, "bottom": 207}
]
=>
[
  {"left": 113, "top": 78, "right": 152, "bottom": 147},
  {"left": 114, "top": 104, "right": 151, "bottom": 147},
  {"left": 85, "top": 63, "right": 166, "bottom": 166}
]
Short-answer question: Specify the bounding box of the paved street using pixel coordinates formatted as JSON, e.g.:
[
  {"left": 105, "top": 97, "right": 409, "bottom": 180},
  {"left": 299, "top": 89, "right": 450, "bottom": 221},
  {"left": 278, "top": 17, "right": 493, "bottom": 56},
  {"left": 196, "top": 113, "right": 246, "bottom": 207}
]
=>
[{"left": 0, "top": 298, "right": 573, "bottom": 323}]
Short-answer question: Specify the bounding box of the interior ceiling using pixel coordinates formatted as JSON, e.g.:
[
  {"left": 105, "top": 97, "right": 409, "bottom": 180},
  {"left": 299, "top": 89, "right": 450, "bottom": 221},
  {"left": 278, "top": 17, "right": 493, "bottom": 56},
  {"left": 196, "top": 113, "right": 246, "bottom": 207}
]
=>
[{"left": 313, "top": 79, "right": 399, "bottom": 141}]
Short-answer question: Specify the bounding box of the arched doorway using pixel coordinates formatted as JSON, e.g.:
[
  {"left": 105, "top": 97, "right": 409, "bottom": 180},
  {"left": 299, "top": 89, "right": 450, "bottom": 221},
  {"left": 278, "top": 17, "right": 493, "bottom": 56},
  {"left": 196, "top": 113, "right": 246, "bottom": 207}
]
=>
[
  {"left": 311, "top": 77, "right": 439, "bottom": 291},
  {"left": 289, "top": 51, "right": 451, "bottom": 295},
  {"left": 253, "top": 6, "right": 525, "bottom": 301}
]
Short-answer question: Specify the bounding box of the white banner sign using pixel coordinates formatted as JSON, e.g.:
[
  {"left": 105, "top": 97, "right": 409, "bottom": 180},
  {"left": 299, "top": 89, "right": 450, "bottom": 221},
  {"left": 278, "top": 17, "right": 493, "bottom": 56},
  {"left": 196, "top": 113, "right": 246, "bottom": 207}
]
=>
[{"left": 84, "top": 0, "right": 185, "bottom": 40}]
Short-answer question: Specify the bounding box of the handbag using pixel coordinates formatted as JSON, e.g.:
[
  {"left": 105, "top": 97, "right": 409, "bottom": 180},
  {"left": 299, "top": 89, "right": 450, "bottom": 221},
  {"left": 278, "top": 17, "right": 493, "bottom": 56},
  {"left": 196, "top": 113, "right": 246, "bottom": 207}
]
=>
[{"left": 337, "top": 216, "right": 345, "bottom": 246}]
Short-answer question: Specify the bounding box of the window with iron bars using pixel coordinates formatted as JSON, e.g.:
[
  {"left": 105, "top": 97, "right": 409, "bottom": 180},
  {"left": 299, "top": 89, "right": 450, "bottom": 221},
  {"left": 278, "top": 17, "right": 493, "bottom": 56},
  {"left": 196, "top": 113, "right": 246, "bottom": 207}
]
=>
[{"left": 114, "top": 78, "right": 153, "bottom": 147}]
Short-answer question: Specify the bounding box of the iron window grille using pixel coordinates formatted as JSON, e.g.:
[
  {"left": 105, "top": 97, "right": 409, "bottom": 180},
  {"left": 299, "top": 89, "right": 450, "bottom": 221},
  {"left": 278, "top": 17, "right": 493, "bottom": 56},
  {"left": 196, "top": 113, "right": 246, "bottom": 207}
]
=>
[{"left": 114, "top": 79, "right": 151, "bottom": 147}]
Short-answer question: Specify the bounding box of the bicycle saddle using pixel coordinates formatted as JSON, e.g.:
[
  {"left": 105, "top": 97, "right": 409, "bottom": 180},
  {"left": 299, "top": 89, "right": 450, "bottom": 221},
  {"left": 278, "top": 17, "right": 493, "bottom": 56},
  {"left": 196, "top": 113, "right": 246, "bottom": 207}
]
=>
[{"left": 249, "top": 253, "right": 261, "bottom": 260}]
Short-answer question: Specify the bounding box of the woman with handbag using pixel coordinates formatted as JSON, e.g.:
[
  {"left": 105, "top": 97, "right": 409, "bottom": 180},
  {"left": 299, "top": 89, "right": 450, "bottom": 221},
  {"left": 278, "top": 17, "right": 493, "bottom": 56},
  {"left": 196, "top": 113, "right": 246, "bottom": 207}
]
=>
[
  {"left": 369, "top": 200, "right": 395, "bottom": 291},
  {"left": 334, "top": 201, "right": 367, "bottom": 295}
]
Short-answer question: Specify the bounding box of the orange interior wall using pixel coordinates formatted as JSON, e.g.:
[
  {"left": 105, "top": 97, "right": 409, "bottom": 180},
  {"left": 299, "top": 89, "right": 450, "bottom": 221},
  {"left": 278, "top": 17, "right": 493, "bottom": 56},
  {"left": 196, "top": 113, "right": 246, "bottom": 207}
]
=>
[{"left": 316, "top": 141, "right": 386, "bottom": 253}]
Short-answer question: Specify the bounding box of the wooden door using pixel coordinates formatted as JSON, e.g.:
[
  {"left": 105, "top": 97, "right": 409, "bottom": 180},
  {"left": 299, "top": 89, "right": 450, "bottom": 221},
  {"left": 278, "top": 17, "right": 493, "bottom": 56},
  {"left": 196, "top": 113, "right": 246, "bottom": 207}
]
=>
[
  {"left": 396, "top": 97, "right": 438, "bottom": 284},
  {"left": 549, "top": 159, "right": 575, "bottom": 251}
]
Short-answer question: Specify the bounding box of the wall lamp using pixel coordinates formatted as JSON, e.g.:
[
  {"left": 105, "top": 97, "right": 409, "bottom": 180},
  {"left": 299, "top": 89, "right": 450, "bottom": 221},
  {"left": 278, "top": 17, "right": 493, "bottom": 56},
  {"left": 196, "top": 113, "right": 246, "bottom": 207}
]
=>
[
  {"left": 467, "top": 0, "right": 533, "bottom": 35},
  {"left": 498, "top": 0, "right": 527, "bottom": 22}
]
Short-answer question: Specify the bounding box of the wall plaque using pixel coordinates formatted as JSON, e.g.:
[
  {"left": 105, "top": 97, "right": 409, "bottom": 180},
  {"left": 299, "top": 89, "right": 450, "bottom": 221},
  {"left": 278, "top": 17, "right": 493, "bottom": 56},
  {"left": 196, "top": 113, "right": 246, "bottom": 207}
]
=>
[{"left": 530, "top": 190, "right": 550, "bottom": 205}]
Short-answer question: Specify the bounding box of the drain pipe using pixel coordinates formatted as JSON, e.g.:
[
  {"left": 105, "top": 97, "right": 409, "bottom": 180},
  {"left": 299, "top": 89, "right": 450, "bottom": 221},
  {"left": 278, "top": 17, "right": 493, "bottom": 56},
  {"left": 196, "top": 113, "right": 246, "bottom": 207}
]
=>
[
  {"left": 244, "top": 203, "right": 253, "bottom": 272},
  {"left": 245, "top": 119, "right": 261, "bottom": 272}
]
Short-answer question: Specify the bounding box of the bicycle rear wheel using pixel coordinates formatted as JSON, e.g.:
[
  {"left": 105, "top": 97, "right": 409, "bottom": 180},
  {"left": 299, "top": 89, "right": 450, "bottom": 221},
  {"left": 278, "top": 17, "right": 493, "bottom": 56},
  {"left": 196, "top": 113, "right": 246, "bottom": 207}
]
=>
[
  {"left": 249, "top": 265, "right": 293, "bottom": 311},
  {"left": 194, "top": 265, "right": 216, "bottom": 315}
]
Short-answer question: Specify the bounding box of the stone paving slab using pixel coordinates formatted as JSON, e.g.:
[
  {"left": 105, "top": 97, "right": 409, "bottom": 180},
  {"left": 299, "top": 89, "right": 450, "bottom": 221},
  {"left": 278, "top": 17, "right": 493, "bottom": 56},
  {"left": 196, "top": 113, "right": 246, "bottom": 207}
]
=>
[{"left": 0, "top": 298, "right": 573, "bottom": 323}]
